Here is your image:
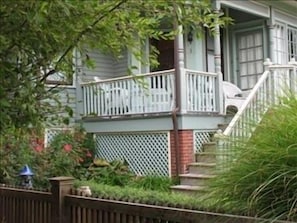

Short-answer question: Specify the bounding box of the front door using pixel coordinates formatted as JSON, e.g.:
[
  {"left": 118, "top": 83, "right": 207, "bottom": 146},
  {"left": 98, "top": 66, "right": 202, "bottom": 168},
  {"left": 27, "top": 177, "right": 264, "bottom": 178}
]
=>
[
  {"left": 235, "top": 29, "right": 264, "bottom": 90},
  {"left": 150, "top": 38, "right": 174, "bottom": 72}
]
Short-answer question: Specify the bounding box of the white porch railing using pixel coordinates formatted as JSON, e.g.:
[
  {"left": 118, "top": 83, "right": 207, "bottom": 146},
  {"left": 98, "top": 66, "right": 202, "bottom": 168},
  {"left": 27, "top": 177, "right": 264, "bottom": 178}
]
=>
[
  {"left": 185, "top": 69, "right": 222, "bottom": 113},
  {"left": 81, "top": 69, "right": 223, "bottom": 117},
  {"left": 81, "top": 70, "right": 175, "bottom": 116},
  {"left": 219, "top": 59, "right": 297, "bottom": 168}
]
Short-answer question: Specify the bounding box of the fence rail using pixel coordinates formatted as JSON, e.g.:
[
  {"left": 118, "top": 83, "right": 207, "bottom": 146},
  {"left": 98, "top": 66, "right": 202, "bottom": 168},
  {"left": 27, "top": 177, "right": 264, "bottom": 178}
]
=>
[
  {"left": 0, "top": 186, "right": 52, "bottom": 223},
  {"left": 65, "top": 195, "right": 263, "bottom": 223},
  {"left": 1, "top": 177, "right": 291, "bottom": 223}
]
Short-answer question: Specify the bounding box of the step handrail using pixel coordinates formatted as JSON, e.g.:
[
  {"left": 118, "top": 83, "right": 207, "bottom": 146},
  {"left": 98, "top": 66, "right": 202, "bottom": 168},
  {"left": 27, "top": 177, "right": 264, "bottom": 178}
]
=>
[
  {"left": 223, "top": 58, "right": 297, "bottom": 140},
  {"left": 223, "top": 70, "right": 270, "bottom": 136}
]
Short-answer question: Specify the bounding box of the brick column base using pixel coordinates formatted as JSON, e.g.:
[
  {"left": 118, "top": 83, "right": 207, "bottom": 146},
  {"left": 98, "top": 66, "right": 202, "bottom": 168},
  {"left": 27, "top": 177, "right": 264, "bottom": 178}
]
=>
[{"left": 170, "top": 130, "right": 194, "bottom": 176}]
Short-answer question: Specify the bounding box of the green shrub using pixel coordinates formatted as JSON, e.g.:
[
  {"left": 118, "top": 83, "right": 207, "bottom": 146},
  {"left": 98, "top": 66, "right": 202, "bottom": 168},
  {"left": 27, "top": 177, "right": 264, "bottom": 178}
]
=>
[
  {"left": 206, "top": 95, "right": 297, "bottom": 221},
  {"left": 0, "top": 126, "right": 95, "bottom": 188},
  {"left": 82, "top": 158, "right": 134, "bottom": 186},
  {"left": 128, "top": 175, "right": 178, "bottom": 192},
  {"left": 74, "top": 180, "right": 212, "bottom": 210},
  {"left": 0, "top": 127, "right": 36, "bottom": 185}
]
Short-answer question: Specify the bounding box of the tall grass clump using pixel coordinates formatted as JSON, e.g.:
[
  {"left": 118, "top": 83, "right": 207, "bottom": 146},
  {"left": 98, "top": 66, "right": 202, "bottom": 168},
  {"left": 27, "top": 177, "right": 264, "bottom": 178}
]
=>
[{"left": 206, "top": 95, "right": 297, "bottom": 221}]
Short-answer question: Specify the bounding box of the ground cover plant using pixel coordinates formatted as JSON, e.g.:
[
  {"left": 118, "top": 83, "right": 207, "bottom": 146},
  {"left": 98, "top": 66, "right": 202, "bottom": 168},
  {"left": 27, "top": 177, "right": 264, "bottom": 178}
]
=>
[
  {"left": 74, "top": 179, "right": 217, "bottom": 211},
  {"left": 205, "top": 95, "right": 297, "bottom": 221}
]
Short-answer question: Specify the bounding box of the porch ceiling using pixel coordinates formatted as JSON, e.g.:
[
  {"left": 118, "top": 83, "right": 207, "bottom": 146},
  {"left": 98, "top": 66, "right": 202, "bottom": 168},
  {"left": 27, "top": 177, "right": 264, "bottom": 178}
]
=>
[{"left": 256, "top": 0, "right": 297, "bottom": 15}]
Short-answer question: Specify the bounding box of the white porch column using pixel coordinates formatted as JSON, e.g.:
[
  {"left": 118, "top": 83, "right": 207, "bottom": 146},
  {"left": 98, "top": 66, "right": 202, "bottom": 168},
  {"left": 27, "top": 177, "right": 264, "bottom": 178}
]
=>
[
  {"left": 174, "top": 25, "right": 187, "bottom": 113},
  {"left": 268, "top": 6, "right": 275, "bottom": 63},
  {"left": 74, "top": 49, "right": 84, "bottom": 120},
  {"left": 213, "top": 0, "right": 224, "bottom": 114},
  {"left": 213, "top": 1, "right": 221, "bottom": 74}
]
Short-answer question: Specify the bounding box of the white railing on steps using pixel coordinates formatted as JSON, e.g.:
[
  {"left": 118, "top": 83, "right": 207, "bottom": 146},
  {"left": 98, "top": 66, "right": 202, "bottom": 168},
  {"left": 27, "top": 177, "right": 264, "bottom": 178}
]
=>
[{"left": 218, "top": 58, "right": 297, "bottom": 169}]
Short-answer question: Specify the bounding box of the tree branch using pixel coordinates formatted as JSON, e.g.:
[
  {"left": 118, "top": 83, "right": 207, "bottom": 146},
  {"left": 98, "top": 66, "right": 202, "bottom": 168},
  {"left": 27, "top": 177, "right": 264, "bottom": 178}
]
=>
[{"left": 51, "top": 0, "right": 127, "bottom": 78}]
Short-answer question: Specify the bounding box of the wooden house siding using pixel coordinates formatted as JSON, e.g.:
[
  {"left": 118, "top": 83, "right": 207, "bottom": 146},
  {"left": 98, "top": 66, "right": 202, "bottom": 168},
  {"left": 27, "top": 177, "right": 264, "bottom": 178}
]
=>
[
  {"left": 44, "top": 87, "right": 76, "bottom": 126},
  {"left": 114, "top": 50, "right": 128, "bottom": 76},
  {"left": 81, "top": 49, "right": 115, "bottom": 78},
  {"left": 81, "top": 49, "right": 128, "bottom": 80}
]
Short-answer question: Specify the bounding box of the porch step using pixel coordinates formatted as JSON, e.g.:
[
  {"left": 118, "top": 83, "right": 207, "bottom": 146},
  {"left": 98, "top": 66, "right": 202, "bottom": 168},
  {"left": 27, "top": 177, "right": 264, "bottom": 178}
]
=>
[
  {"left": 179, "top": 173, "right": 216, "bottom": 186},
  {"left": 195, "top": 152, "right": 216, "bottom": 163},
  {"left": 188, "top": 162, "right": 216, "bottom": 175},
  {"left": 170, "top": 185, "right": 207, "bottom": 195},
  {"left": 217, "top": 123, "right": 229, "bottom": 132},
  {"left": 202, "top": 142, "right": 216, "bottom": 153}
]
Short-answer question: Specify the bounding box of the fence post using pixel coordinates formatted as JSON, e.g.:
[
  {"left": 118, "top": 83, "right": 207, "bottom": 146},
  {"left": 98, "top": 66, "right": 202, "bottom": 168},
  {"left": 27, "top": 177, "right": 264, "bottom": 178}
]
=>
[{"left": 50, "top": 176, "right": 74, "bottom": 223}]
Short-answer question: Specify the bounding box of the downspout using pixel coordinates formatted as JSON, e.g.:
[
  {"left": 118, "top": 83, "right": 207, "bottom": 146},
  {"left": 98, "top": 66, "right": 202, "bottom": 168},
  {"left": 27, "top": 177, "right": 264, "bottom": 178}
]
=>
[
  {"left": 172, "top": 24, "right": 184, "bottom": 176},
  {"left": 171, "top": 107, "right": 180, "bottom": 176}
]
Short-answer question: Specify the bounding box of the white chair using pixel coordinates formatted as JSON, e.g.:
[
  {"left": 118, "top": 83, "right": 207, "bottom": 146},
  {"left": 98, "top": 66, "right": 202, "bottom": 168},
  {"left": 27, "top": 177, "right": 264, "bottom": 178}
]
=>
[
  {"left": 94, "top": 77, "right": 129, "bottom": 115},
  {"left": 222, "top": 81, "right": 246, "bottom": 113}
]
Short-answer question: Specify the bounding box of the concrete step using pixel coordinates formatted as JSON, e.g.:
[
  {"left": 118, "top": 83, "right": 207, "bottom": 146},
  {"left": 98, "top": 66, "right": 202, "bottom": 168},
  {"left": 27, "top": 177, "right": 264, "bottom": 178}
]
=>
[
  {"left": 170, "top": 185, "right": 207, "bottom": 195},
  {"left": 217, "top": 123, "right": 229, "bottom": 132},
  {"left": 179, "top": 173, "right": 216, "bottom": 186},
  {"left": 195, "top": 152, "right": 216, "bottom": 163},
  {"left": 188, "top": 162, "right": 216, "bottom": 175},
  {"left": 202, "top": 142, "right": 216, "bottom": 153}
]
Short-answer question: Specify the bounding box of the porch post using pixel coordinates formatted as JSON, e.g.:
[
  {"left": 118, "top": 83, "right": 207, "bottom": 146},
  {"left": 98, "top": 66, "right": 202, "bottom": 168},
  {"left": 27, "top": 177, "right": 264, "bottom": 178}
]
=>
[
  {"left": 268, "top": 6, "right": 275, "bottom": 63},
  {"left": 74, "top": 49, "right": 84, "bottom": 120},
  {"left": 213, "top": 2, "right": 221, "bottom": 74},
  {"left": 213, "top": 0, "right": 224, "bottom": 114},
  {"left": 174, "top": 25, "right": 187, "bottom": 114}
]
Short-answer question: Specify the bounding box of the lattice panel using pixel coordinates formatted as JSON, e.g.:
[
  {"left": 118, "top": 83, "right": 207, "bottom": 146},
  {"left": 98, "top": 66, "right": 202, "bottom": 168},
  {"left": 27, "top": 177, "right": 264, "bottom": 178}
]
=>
[
  {"left": 95, "top": 132, "right": 169, "bottom": 176},
  {"left": 194, "top": 130, "right": 216, "bottom": 153},
  {"left": 44, "top": 128, "right": 72, "bottom": 147}
]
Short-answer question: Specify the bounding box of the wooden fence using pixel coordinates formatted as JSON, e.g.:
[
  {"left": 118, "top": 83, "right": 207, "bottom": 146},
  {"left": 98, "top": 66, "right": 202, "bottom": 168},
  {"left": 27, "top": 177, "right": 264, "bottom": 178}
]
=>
[{"left": 0, "top": 177, "right": 292, "bottom": 223}]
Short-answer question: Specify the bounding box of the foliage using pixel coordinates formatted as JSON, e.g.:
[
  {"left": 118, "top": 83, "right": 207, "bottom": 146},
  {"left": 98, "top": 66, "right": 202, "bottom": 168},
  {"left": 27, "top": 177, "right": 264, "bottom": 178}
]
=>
[
  {"left": 74, "top": 180, "right": 216, "bottom": 210},
  {"left": 0, "top": 0, "right": 231, "bottom": 134},
  {"left": 206, "top": 95, "right": 297, "bottom": 221},
  {"left": 0, "top": 126, "right": 95, "bottom": 188},
  {"left": 0, "top": 127, "right": 37, "bottom": 185},
  {"left": 128, "top": 175, "right": 178, "bottom": 192},
  {"left": 77, "top": 158, "right": 135, "bottom": 187}
]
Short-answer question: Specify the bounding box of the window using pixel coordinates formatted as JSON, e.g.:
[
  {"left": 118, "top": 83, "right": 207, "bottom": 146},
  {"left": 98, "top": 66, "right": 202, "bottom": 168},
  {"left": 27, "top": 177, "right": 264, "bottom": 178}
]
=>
[
  {"left": 274, "top": 23, "right": 297, "bottom": 64},
  {"left": 288, "top": 26, "right": 297, "bottom": 60}
]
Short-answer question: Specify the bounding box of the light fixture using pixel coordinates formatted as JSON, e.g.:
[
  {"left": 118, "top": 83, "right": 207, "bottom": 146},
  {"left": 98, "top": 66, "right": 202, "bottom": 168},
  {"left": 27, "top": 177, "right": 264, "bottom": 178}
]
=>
[
  {"left": 19, "top": 164, "right": 34, "bottom": 188},
  {"left": 187, "top": 27, "right": 194, "bottom": 43}
]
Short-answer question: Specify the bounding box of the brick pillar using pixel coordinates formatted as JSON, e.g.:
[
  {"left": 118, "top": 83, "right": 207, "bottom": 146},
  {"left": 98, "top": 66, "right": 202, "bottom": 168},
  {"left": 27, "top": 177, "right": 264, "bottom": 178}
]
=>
[
  {"left": 50, "top": 176, "right": 74, "bottom": 223},
  {"left": 170, "top": 130, "right": 194, "bottom": 176}
]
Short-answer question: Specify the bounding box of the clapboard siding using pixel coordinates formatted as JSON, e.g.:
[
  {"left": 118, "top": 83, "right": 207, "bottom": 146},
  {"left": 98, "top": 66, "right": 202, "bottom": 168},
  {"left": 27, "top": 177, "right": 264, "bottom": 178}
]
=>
[
  {"left": 114, "top": 50, "right": 129, "bottom": 76},
  {"left": 82, "top": 49, "right": 114, "bottom": 79},
  {"left": 44, "top": 87, "right": 76, "bottom": 126},
  {"left": 81, "top": 49, "right": 128, "bottom": 79}
]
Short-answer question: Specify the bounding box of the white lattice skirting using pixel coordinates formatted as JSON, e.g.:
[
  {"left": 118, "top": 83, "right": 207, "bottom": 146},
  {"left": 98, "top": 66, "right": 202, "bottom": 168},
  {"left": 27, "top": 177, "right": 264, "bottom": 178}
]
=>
[
  {"left": 95, "top": 132, "right": 170, "bottom": 176},
  {"left": 44, "top": 128, "right": 72, "bottom": 147},
  {"left": 194, "top": 130, "right": 216, "bottom": 153}
]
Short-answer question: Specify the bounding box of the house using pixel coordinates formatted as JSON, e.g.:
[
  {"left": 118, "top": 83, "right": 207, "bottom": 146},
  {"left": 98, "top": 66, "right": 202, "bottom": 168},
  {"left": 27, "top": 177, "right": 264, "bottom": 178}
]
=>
[{"left": 46, "top": 0, "right": 297, "bottom": 178}]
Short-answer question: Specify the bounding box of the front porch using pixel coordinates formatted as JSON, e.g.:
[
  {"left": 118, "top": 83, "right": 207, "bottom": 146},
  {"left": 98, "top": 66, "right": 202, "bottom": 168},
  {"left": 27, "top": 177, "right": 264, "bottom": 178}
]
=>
[{"left": 75, "top": 68, "right": 229, "bottom": 177}]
